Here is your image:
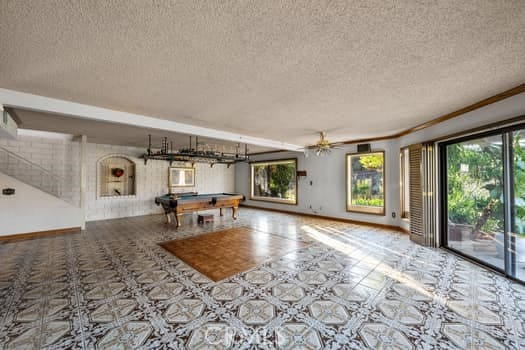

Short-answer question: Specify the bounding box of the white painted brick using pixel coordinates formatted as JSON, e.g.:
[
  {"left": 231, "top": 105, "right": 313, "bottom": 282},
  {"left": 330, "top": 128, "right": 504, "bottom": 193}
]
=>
[{"left": 3, "top": 135, "right": 234, "bottom": 221}]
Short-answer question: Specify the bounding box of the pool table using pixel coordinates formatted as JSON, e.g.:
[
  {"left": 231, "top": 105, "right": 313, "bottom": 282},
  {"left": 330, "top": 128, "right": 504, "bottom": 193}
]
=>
[{"left": 155, "top": 193, "right": 245, "bottom": 227}]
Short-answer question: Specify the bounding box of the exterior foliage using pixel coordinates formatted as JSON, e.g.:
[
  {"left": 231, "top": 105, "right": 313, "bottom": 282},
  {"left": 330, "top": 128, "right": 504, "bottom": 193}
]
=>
[
  {"left": 269, "top": 163, "right": 296, "bottom": 198},
  {"left": 446, "top": 139, "right": 503, "bottom": 233},
  {"left": 446, "top": 133, "right": 525, "bottom": 236},
  {"left": 350, "top": 153, "right": 385, "bottom": 208}
]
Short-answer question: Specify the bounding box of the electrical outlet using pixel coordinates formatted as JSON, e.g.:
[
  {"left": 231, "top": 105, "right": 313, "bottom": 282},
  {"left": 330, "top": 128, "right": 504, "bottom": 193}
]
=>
[{"left": 392, "top": 212, "right": 396, "bottom": 218}]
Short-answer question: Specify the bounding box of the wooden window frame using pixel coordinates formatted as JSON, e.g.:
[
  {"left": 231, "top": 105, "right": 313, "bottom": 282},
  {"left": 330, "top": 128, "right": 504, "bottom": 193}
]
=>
[
  {"left": 250, "top": 158, "right": 298, "bottom": 205},
  {"left": 346, "top": 151, "right": 386, "bottom": 216},
  {"left": 169, "top": 166, "right": 195, "bottom": 188}
]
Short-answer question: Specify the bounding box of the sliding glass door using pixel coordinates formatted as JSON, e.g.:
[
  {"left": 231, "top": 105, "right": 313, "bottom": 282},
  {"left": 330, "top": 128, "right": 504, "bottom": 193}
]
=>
[
  {"left": 510, "top": 129, "right": 525, "bottom": 281},
  {"left": 441, "top": 125, "right": 525, "bottom": 283},
  {"left": 443, "top": 134, "right": 505, "bottom": 270}
]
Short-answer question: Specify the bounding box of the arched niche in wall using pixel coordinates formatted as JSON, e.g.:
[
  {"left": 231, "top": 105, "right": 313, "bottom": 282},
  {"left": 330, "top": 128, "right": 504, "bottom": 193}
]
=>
[{"left": 97, "top": 155, "right": 136, "bottom": 198}]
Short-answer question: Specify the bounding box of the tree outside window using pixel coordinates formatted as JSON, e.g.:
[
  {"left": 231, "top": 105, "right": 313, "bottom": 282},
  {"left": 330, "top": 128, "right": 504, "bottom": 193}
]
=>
[
  {"left": 251, "top": 159, "right": 297, "bottom": 204},
  {"left": 347, "top": 151, "right": 385, "bottom": 215}
]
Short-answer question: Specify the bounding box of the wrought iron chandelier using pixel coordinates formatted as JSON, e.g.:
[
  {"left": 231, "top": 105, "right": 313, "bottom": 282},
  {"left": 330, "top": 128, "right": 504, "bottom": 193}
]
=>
[{"left": 142, "top": 135, "right": 249, "bottom": 166}]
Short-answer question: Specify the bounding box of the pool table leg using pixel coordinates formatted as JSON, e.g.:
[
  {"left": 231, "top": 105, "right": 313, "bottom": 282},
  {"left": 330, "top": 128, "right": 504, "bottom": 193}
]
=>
[
  {"left": 232, "top": 206, "right": 238, "bottom": 220},
  {"left": 219, "top": 208, "right": 224, "bottom": 216},
  {"left": 175, "top": 213, "right": 182, "bottom": 228}
]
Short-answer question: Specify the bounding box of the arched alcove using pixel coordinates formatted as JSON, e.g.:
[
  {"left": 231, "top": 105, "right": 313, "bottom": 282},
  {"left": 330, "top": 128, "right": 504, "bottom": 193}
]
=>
[{"left": 98, "top": 155, "right": 136, "bottom": 197}]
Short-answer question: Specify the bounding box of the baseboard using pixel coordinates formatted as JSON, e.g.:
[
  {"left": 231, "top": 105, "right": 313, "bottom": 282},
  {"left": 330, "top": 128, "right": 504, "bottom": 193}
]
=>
[
  {"left": 240, "top": 204, "right": 407, "bottom": 233},
  {"left": 0, "top": 227, "right": 81, "bottom": 243},
  {"left": 399, "top": 226, "right": 410, "bottom": 234}
]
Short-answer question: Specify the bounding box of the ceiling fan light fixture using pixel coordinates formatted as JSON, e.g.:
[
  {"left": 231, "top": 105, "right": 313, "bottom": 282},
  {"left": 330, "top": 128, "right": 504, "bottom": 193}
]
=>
[
  {"left": 306, "top": 131, "right": 342, "bottom": 157},
  {"left": 315, "top": 147, "right": 331, "bottom": 157}
]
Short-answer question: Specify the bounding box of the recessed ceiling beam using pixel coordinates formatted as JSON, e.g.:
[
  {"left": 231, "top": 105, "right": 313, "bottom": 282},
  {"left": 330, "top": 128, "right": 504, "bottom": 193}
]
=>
[{"left": 0, "top": 89, "right": 302, "bottom": 151}]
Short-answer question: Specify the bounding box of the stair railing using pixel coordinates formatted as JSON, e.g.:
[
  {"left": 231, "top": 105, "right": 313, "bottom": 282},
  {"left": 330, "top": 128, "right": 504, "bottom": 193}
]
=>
[{"left": 0, "top": 145, "right": 69, "bottom": 203}]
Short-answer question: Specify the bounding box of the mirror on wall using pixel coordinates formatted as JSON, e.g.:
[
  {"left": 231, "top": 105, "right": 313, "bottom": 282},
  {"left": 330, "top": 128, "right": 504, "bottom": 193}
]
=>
[{"left": 169, "top": 167, "right": 195, "bottom": 188}]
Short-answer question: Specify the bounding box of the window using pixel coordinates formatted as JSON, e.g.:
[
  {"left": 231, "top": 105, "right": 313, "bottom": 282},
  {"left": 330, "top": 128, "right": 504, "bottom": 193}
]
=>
[
  {"left": 400, "top": 147, "right": 410, "bottom": 219},
  {"left": 346, "top": 151, "right": 385, "bottom": 215},
  {"left": 250, "top": 159, "right": 297, "bottom": 204}
]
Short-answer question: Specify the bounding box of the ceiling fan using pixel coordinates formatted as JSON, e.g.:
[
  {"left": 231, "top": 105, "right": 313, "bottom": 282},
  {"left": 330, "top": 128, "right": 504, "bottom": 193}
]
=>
[{"left": 304, "top": 131, "right": 344, "bottom": 157}]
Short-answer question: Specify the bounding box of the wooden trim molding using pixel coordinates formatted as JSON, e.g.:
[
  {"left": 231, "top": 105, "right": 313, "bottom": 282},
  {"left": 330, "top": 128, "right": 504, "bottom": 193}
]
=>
[
  {"left": 240, "top": 204, "right": 406, "bottom": 233},
  {"left": 245, "top": 85, "right": 525, "bottom": 152},
  {"left": 399, "top": 226, "right": 410, "bottom": 234},
  {"left": 340, "top": 83, "right": 525, "bottom": 145},
  {"left": 0, "top": 227, "right": 81, "bottom": 243},
  {"left": 398, "top": 84, "right": 525, "bottom": 137},
  {"left": 429, "top": 114, "right": 525, "bottom": 144},
  {"left": 345, "top": 150, "right": 386, "bottom": 216}
]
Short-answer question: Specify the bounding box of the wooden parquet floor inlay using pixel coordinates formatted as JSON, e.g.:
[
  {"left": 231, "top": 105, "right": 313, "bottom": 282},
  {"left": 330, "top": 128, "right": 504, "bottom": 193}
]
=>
[{"left": 159, "top": 226, "right": 309, "bottom": 281}]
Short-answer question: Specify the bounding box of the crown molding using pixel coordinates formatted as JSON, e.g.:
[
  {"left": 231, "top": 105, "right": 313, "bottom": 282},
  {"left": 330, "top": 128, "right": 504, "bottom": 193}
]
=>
[{"left": 341, "top": 83, "right": 525, "bottom": 145}]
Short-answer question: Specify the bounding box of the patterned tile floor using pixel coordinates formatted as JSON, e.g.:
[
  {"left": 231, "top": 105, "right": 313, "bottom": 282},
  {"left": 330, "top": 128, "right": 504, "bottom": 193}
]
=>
[{"left": 1, "top": 209, "right": 524, "bottom": 349}]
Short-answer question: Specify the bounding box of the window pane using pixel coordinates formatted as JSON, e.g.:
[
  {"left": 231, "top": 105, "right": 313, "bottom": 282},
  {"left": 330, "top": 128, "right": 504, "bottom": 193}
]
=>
[
  {"left": 445, "top": 135, "right": 504, "bottom": 270},
  {"left": 347, "top": 152, "right": 385, "bottom": 215},
  {"left": 251, "top": 159, "right": 297, "bottom": 204}
]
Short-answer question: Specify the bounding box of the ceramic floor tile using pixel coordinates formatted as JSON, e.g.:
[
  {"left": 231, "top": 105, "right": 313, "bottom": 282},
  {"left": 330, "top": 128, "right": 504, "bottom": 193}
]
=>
[{"left": 0, "top": 208, "right": 523, "bottom": 349}]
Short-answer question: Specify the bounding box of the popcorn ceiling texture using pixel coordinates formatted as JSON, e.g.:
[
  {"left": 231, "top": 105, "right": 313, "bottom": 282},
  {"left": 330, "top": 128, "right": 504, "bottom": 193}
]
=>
[{"left": 1, "top": 1, "right": 524, "bottom": 146}]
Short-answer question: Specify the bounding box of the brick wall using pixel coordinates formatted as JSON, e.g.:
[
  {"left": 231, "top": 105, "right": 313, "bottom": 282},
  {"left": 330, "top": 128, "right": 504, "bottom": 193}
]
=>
[
  {"left": 1, "top": 133, "right": 235, "bottom": 222},
  {"left": 86, "top": 143, "right": 235, "bottom": 221},
  {"left": 0, "top": 134, "right": 81, "bottom": 206}
]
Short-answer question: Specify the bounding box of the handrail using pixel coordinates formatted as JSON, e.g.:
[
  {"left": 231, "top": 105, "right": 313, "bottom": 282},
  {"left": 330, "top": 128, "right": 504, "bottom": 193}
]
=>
[{"left": 0, "top": 145, "right": 66, "bottom": 182}]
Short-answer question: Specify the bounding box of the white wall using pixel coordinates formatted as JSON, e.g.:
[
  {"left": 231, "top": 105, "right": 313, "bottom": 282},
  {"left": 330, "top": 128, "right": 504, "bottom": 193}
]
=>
[
  {"left": 236, "top": 138, "right": 401, "bottom": 227},
  {"left": 1, "top": 133, "right": 235, "bottom": 225},
  {"left": 237, "top": 92, "right": 525, "bottom": 230},
  {"left": 399, "top": 92, "right": 525, "bottom": 147},
  {"left": 2, "top": 91, "right": 523, "bottom": 233},
  {"left": 0, "top": 132, "right": 81, "bottom": 206},
  {"left": 398, "top": 92, "right": 525, "bottom": 233},
  {"left": 0, "top": 172, "right": 83, "bottom": 236},
  {"left": 85, "top": 143, "right": 235, "bottom": 221}
]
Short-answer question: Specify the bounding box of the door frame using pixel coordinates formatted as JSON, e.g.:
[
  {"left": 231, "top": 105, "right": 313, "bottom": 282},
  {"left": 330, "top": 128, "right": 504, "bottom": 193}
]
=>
[{"left": 438, "top": 122, "right": 525, "bottom": 284}]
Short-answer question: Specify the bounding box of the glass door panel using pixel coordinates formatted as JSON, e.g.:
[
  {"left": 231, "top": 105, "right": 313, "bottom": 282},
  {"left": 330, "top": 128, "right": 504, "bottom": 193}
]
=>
[
  {"left": 511, "top": 130, "right": 525, "bottom": 282},
  {"left": 445, "top": 134, "right": 505, "bottom": 270}
]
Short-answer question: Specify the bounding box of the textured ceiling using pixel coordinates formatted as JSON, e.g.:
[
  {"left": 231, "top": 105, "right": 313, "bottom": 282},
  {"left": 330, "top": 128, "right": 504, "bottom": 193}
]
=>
[
  {"left": 1, "top": 1, "right": 524, "bottom": 146},
  {"left": 13, "top": 108, "right": 271, "bottom": 153}
]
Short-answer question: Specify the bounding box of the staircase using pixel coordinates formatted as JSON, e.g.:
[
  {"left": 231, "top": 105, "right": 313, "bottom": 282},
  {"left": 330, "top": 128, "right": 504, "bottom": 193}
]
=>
[
  {"left": 0, "top": 144, "right": 83, "bottom": 236},
  {"left": 0, "top": 145, "right": 78, "bottom": 207}
]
